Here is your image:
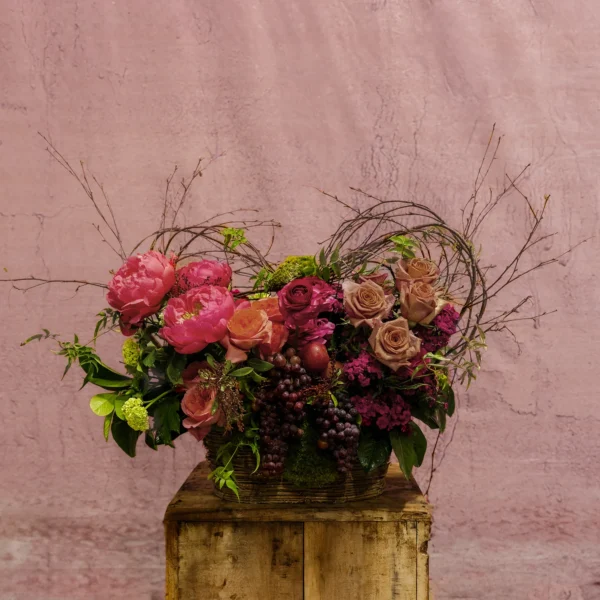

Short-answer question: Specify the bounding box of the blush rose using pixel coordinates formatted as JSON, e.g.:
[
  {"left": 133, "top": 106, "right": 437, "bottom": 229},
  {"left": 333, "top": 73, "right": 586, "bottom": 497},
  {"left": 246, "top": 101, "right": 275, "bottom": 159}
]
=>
[
  {"left": 368, "top": 317, "right": 421, "bottom": 371},
  {"left": 343, "top": 280, "right": 395, "bottom": 327},
  {"left": 181, "top": 383, "right": 225, "bottom": 441}
]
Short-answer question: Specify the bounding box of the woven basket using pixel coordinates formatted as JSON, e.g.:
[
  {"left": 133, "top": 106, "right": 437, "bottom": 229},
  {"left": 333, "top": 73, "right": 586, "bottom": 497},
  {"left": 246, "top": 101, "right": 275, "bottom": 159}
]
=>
[{"left": 204, "top": 430, "right": 389, "bottom": 504}]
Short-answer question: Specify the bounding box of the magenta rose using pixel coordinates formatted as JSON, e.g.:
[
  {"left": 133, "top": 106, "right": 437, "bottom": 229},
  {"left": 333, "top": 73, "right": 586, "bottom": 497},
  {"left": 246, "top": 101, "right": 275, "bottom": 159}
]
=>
[
  {"left": 176, "top": 260, "right": 232, "bottom": 293},
  {"left": 159, "top": 286, "right": 235, "bottom": 354},
  {"left": 278, "top": 277, "right": 336, "bottom": 326},
  {"left": 107, "top": 251, "right": 175, "bottom": 324},
  {"left": 181, "top": 383, "right": 225, "bottom": 441}
]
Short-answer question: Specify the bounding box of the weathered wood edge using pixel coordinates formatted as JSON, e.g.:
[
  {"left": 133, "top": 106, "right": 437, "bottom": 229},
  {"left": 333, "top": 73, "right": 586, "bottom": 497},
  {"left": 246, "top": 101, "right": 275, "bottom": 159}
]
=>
[
  {"left": 164, "top": 461, "right": 433, "bottom": 524},
  {"left": 164, "top": 521, "right": 179, "bottom": 600}
]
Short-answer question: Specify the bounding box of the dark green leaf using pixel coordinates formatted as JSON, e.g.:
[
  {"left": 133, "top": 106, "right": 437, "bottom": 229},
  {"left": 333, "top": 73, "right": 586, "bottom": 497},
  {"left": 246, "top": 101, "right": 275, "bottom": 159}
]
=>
[
  {"left": 357, "top": 429, "right": 392, "bottom": 472},
  {"left": 390, "top": 429, "right": 417, "bottom": 480},
  {"left": 153, "top": 397, "right": 181, "bottom": 445},
  {"left": 410, "top": 422, "right": 427, "bottom": 467},
  {"left": 103, "top": 414, "right": 112, "bottom": 441},
  {"left": 111, "top": 419, "right": 141, "bottom": 457},
  {"left": 166, "top": 353, "right": 186, "bottom": 385},
  {"left": 409, "top": 404, "right": 440, "bottom": 430},
  {"left": 247, "top": 358, "right": 274, "bottom": 372},
  {"left": 145, "top": 431, "right": 158, "bottom": 451},
  {"left": 446, "top": 387, "right": 456, "bottom": 417},
  {"left": 87, "top": 376, "right": 132, "bottom": 390}
]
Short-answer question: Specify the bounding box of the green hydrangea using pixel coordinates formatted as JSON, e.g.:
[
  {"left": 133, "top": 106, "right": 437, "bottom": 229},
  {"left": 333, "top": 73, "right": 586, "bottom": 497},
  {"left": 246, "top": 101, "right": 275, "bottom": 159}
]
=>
[
  {"left": 265, "top": 255, "right": 317, "bottom": 291},
  {"left": 122, "top": 397, "right": 149, "bottom": 432},
  {"left": 122, "top": 338, "right": 140, "bottom": 368}
]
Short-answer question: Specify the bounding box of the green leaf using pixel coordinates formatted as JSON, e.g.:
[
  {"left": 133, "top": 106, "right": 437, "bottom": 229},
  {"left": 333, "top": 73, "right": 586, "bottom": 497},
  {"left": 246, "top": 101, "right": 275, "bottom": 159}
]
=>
[
  {"left": 152, "top": 397, "right": 181, "bottom": 445},
  {"left": 103, "top": 414, "right": 112, "bottom": 441},
  {"left": 145, "top": 430, "right": 158, "bottom": 451},
  {"left": 247, "top": 358, "right": 274, "bottom": 372},
  {"left": 229, "top": 367, "right": 253, "bottom": 378},
  {"left": 225, "top": 479, "right": 240, "bottom": 501},
  {"left": 390, "top": 429, "right": 417, "bottom": 480},
  {"left": 205, "top": 353, "right": 218, "bottom": 369},
  {"left": 114, "top": 398, "right": 126, "bottom": 420},
  {"left": 89, "top": 393, "right": 117, "bottom": 416},
  {"left": 142, "top": 350, "right": 157, "bottom": 368},
  {"left": 409, "top": 404, "right": 440, "bottom": 430},
  {"left": 410, "top": 422, "right": 427, "bottom": 467},
  {"left": 111, "top": 419, "right": 141, "bottom": 457},
  {"left": 86, "top": 376, "right": 132, "bottom": 391},
  {"left": 166, "top": 353, "right": 186, "bottom": 385},
  {"left": 446, "top": 387, "right": 456, "bottom": 417},
  {"left": 319, "top": 248, "right": 326, "bottom": 266},
  {"left": 357, "top": 429, "right": 392, "bottom": 472}
]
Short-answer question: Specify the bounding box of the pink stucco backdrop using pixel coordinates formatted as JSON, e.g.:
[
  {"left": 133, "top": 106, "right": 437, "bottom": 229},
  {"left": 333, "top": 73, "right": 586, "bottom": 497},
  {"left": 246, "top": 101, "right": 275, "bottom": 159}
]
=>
[{"left": 1, "top": 1, "right": 599, "bottom": 598}]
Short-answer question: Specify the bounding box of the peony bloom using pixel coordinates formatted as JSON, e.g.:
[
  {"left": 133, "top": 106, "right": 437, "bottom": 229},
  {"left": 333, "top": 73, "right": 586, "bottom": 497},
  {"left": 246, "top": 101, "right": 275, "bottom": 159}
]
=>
[
  {"left": 399, "top": 281, "right": 447, "bottom": 325},
  {"left": 160, "top": 286, "right": 235, "bottom": 354},
  {"left": 394, "top": 258, "right": 439, "bottom": 290},
  {"left": 289, "top": 318, "right": 335, "bottom": 349},
  {"left": 175, "top": 260, "right": 232, "bottom": 292},
  {"left": 181, "top": 383, "right": 225, "bottom": 441},
  {"left": 107, "top": 251, "right": 175, "bottom": 324},
  {"left": 369, "top": 317, "right": 421, "bottom": 371},
  {"left": 278, "top": 276, "right": 336, "bottom": 326},
  {"left": 221, "top": 308, "right": 273, "bottom": 363},
  {"left": 343, "top": 280, "right": 395, "bottom": 328}
]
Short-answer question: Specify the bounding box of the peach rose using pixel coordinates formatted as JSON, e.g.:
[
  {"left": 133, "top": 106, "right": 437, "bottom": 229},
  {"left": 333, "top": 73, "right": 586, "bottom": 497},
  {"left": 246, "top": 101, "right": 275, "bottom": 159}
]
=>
[
  {"left": 251, "top": 297, "right": 284, "bottom": 322},
  {"left": 368, "top": 317, "right": 421, "bottom": 371},
  {"left": 342, "top": 280, "right": 395, "bottom": 327},
  {"left": 259, "top": 322, "right": 289, "bottom": 358},
  {"left": 400, "top": 281, "right": 447, "bottom": 325},
  {"left": 181, "top": 383, "right": 225, "bottom": 441},
  {"left": 221, "top": 308, "right": 273, "bottom": 363},
  {"left": 394, "top": 258, "right": 439, "bottom": 290}
]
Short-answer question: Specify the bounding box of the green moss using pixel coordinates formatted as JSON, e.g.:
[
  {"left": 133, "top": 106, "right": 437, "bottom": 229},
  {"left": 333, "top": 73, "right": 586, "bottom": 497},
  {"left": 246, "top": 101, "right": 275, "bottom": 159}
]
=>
[
  {"left": 284, "top": 423, "right": 338, "bottom": 488},
  {"left": 265, "top": 255, "right": 317, "bottom": 291}
]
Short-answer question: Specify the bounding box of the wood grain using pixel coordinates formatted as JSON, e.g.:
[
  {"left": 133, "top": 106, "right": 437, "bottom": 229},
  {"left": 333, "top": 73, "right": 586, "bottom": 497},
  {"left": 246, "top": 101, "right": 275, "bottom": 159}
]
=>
[
  {"left": 304, "top": 521, "right": 420, "bottom": 600},
  {"left": 176, "top": 521, "right": 303, "bottom": 600},
  {"left": 165, "top": 462, "right": 431, "bottom": 523}
]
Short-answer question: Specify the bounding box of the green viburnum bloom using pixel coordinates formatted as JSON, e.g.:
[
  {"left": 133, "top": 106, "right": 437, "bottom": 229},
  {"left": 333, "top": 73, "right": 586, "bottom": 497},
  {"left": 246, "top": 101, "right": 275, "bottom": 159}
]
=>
[
  {"left": 266, "top": 255, "right": 317, "bottom": 291},
  {"left": 121, "top": 338, "right": 140, "bottom": 368},
  {"left": 122, "top": 397, "right": 149, "bottom": 432}
]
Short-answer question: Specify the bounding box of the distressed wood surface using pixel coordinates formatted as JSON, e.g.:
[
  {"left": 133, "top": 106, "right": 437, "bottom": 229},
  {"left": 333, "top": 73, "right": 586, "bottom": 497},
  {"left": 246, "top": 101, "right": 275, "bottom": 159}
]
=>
[
  {"left": 175, "top": 521, "right": 304, "bottom": 600},
  {"left": 165, "top": 461, "right": 431, "bottom": 523},
  {"left": 165, "top": 461, "right": 431, "bottom": 599}
]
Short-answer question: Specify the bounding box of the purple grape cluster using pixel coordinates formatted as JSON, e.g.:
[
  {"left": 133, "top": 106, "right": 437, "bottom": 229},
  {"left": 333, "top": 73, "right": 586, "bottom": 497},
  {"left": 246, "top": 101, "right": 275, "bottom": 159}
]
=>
[
  {"left": 314, "top": 398, "right": 360, "bottom": 473},
  {"left": 256, "top": 348, "right": 313, "bottom": 477}
]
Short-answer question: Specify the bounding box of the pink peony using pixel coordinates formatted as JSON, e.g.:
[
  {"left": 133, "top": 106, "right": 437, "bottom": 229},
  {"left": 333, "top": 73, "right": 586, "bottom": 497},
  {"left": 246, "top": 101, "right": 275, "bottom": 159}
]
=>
[
  {"left": 160, "top": 286, "right": 235, "bottom": 354},
  {"left": 278, "top": 277, "right": 336, "bottom": 326},
  {"left": 181, "top": 383, "right": 225, "bottom": 441},
  {"left": 175, "top": 260, "right": 232, "bottom": 293},
  {"left": 107, "top": 251, "right": 175, "bottom": 324}
]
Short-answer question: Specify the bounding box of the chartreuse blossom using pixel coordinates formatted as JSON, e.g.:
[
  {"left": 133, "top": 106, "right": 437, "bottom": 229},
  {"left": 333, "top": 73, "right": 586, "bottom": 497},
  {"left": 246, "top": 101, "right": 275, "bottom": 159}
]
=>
[
  {"left": 122, "top": 397, "right": 149, "bottom": 432},
  {"left": 266, "top": 255, "right": 317, "bottom": 291},
  {"left": 121, "top": 338, "right": 140, "bottom": 368}
]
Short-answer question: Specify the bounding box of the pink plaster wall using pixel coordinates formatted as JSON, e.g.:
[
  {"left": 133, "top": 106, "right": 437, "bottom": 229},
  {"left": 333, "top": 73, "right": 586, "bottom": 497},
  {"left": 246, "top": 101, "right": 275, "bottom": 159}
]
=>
[{"left": 1, "top": 1, "right": 599, "bottom": 598}]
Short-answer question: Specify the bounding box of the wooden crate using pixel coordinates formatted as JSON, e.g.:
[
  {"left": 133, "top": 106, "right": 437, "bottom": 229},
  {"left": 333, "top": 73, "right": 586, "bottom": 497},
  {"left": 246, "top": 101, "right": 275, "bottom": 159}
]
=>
[{"left": 164, "top": 461, "right": 432, "bottom": 600}]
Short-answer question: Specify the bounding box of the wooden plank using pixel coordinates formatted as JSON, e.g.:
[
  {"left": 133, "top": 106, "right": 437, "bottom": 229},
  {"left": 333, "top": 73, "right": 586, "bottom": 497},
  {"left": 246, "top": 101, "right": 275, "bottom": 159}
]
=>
[
  {"left": 164, "top": 521, "right": 179, "bottom": 600},
  {"left": 165, "top": 462, "right": 432, "bottom": 524},
  {"left": 304, "top": 521, "right": 419, "bottom": 600},
  {"left": 176, "top": 521, "right": 303, "bottom": 600},
  {"left": 416, "top": 520, "right": 431, "bottom": 600}
]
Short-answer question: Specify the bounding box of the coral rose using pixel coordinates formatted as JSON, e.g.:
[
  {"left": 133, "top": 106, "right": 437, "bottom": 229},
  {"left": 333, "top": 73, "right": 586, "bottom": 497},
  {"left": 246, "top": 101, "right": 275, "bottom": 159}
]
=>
[
  {"left": 181, "top": 383, "right": 225, "bottom": 441},
  {"left": 278, "top": 277, "right": 336, "bottom": 326},
  {"left": 343, "top": 280, "right": 395, "bottom": 327},
  {"left": 159, "top": 286, "right": 235, "bottom": 354},
  {"left": 368, "top": 317, "right": 421, "bottom": 371},
  {"left": 176, "top": 259, "right": 232, "bottom": 292},
  {"left": 394, "top": 258, "right": 439, "bottom": 289},
  {"left": 221, "top": 308, "right": 273, "bottom": 363},
  {"left": 400, "top": 281, "right": 447, "bottom": 325},
  {"left": 107, "top": 251, "right": 175, "bottom": 324}
]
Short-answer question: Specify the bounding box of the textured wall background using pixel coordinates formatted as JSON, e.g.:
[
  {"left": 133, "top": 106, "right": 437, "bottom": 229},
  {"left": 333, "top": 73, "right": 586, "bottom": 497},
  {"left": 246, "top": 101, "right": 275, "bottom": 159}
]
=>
[{"left": 1, "top": 1, "right": 599, "bottom": 598}]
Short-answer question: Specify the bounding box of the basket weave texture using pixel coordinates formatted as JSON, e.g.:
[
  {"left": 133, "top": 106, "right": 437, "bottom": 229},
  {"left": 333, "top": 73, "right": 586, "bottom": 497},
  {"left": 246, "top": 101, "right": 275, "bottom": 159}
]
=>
[{"left": 204, "top": 430, "right": 390, "bottom": 504}]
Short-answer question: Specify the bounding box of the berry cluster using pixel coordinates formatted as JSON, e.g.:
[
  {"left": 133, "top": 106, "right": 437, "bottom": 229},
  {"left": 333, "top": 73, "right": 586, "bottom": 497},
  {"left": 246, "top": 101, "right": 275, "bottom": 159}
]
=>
[
  {"left": 256, "top": 349, "right": 313, "bottom": 476},
  {"left": 315, "top": 398, "right": 360, "bottom": 473}
]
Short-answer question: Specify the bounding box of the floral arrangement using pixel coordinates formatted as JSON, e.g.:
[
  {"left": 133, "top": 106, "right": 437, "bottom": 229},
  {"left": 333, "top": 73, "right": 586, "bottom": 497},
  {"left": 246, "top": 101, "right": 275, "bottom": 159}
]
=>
[{"left": 8, "top": 131, "right": 572, "bottom": 498}]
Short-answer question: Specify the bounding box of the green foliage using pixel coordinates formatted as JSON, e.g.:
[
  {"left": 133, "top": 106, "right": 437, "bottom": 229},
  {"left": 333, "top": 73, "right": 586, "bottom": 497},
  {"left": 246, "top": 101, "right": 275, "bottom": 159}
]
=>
[
  {"left": 166, "top": 352, "right": 186, "bottom": 385},
  {"left": 89, "top": 393, "right": 119, "bottom": 417},
  {"left": 284, "top": 424, "right": 338, "bottom": 488},
  {"left": 93, "top": 308, "right": 120, "bottom": 342},
  {"left": 389, "top": 235, "right": 416, "bottom": 258},
  {"left": 111, "top": 419, "right": 141, "bottom": 457},
  {"left": 151, "top": 397, "right": 181, "bottom": 446},
  {"left": 221, "top": 227, "right": 247, "bottom": 251},
  {"left": 260, "top": 255, "right": 318, "bottom": 291},
  {"left": 357, "top": 427, "right": 392, "bottom": 473},
  {"left": 315, "top": 245, "right": 342, "bottom": 281},
  {"left": 390, "top": 422, "right": 428, "bottom": 479},
  {"left": 20, "top": 328, "right": 59, "bottom": 346},
  {"left": 246, "top": 358, "right": 274, "bottom": 372}
]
